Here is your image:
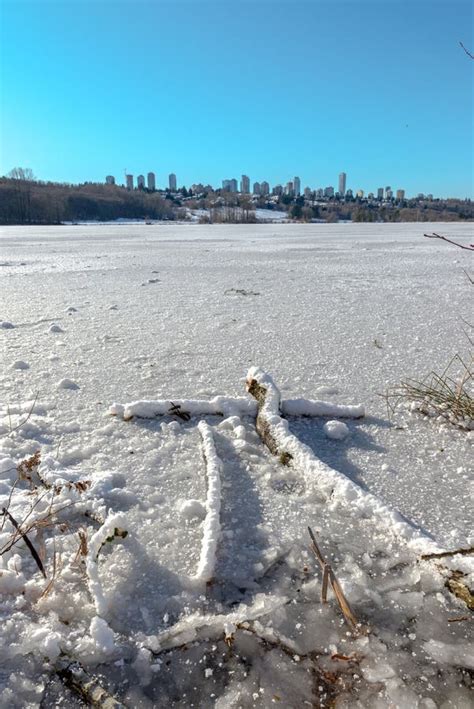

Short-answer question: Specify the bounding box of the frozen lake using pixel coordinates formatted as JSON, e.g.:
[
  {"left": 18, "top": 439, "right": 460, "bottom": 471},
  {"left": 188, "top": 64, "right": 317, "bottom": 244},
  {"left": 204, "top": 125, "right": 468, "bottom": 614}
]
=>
[
  {"left": 1, "top": 222, "right": 472, "bottom": 546},
  {"left": 1, "top": 222, "right": 472, "bottom": 708}
]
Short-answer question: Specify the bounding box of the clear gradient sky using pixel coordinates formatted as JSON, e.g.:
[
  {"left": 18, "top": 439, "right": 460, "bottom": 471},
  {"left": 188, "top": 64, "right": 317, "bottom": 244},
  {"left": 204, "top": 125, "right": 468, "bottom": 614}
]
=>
[{"left": 1, "top": 0, "right": 473, "bottom": 197}]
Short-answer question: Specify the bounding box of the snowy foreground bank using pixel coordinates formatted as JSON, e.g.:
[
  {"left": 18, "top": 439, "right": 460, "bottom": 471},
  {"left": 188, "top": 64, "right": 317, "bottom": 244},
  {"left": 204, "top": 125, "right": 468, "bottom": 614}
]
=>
[{"left": 0, "top": 223, "right": 472, "bottom": 707}]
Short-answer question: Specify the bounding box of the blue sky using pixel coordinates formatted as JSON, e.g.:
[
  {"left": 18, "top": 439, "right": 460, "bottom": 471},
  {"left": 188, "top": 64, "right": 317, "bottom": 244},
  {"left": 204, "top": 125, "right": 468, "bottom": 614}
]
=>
[{"left": 1, "top": 0, "right": 472, "bottom": 197}]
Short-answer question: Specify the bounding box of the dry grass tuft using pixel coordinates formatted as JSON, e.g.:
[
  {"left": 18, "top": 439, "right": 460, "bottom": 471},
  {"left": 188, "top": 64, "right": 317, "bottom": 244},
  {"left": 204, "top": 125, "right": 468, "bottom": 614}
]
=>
[{"left": 384, "top": 354, "right": 473, "bottom": 430}]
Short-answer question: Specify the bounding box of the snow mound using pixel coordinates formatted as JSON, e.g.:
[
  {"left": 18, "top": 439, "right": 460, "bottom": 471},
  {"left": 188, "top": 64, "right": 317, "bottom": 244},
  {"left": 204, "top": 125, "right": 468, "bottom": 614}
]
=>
[
  {"left": 323, "top": 420, "right": 350, "bottom": 440},
  {"left": 57, "top": 378, "right": 79, "bottom": 390},
  {"left": 11, "top": 360, "right": 30, "bottom": 370}
]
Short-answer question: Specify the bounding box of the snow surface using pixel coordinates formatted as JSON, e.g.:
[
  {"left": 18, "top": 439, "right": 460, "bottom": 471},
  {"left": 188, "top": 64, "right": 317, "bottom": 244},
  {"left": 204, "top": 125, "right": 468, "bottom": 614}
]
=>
[{"left": 1, "top": 222, "right": 473, "bottom": 707}]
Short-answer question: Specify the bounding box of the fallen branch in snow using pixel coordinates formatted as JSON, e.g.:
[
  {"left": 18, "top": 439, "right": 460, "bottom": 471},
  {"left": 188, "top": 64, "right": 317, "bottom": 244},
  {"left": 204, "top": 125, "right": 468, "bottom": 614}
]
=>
[
  {"left": 445, "top": 571, "right": 474, "bottom": 611},
  {"left": 110, "top": 395, "right": 364, "bottom": 423},
  {"left": 246, "top": 369, "right": 293, "bottom": 464},
  {"left": 86, "top": 513, "right": 127, "bottom": 616},
  {"left": 1, "top": 507, "right": 47, "bottom": 578},
  {"left": 423, "top": 232, "right": 474, "bottom": 251},
  {"left": 421, "top": 546, "right": 474, "bottom": 560},
  {"left": 195, "top": 421, "right": 222, "bottom": 582},
  {"left": 56, "top": 659, "right": 126, "bottom": 708},
  {"left": 308, "top": 527, "right": 359, "bottom": 632},
  {"left": 146, "top": 594, "right": 289, "bottom": 654}
]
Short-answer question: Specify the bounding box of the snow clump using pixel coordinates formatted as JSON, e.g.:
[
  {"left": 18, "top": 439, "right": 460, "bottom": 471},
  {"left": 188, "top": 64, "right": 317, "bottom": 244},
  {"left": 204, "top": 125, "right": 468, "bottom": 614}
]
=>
[{"left": 323, "top": 420, "right": 350, "bottom": 440}]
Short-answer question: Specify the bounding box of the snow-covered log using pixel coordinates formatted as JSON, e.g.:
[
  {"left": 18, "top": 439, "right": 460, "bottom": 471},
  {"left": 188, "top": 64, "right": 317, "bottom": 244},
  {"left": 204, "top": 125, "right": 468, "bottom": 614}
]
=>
[
  {"left": 246, "top": 366, "right": 442, "bottom": 556},
  {"left": 56, "top": 659, "right": 125, "bottom": 709},
  {"left": 282, "top": 398, "right": 364, "bottom": 419},
  {"left": 109, "top": 397, "right": 257, "bottom": 420},
  {"left": 195, "top": 421, "right": 222, "bottom": 582}
]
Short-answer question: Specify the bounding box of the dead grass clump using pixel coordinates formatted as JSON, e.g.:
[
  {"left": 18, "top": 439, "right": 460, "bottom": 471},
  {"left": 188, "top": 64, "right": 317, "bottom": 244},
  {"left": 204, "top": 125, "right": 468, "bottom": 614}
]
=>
[{"left": 385, "top": 354, "right": 473, "bottom": 430}]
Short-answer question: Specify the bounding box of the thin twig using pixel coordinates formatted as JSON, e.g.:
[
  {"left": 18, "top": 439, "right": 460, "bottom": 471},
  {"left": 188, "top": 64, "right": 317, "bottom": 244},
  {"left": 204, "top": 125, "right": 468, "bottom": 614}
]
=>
[
  {"left": 308, "top": 527, "right": 359, "bottom": 631},
  {"left": 424, "top": 232, "right": 474, "bottom": 251},
  {"left": 460, "top": 41, "right": 474, "bottom": 59},
  {"left": 1, "top": 507, "right": 47, "bottom": 578}
]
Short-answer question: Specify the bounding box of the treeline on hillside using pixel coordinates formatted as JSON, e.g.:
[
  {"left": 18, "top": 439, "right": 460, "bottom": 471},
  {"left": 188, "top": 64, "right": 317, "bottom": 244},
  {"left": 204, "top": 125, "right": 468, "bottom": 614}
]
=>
[
  {"left": 0, "top": 173, "right": 180, "bottom": 224},
  {"left": 286, "top": 201, "right": 474, "bottom": 222}
]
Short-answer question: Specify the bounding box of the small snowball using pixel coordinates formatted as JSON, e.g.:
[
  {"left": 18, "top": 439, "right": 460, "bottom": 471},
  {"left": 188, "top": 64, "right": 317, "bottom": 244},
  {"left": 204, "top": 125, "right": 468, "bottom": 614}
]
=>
[
  {"left": 179, "top": 499, "right": 206, "bottom": 520},
  {"left": 1, "top": 321, "right": 15, "bottom": 329},
  {"left": 48, "top": 323, "right": 64, "bottom": 333},
  {"left": 57, "top": 378, "right": 79, "bottom": 390},
  {"left": 11, "top": 360, "right": 30, "bottom": 370},
  {"left": 323, "top": 420, "right": 350, "bottom": 440}
]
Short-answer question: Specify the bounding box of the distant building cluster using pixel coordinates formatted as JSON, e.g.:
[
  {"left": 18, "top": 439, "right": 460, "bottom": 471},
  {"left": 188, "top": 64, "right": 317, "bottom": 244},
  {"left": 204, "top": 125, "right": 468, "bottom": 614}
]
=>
[
  {"left": 112, "top": 172, "right": 179, "bottom": 192},
  {"left": 105, "top": 170, "right": 425, "bottom": 202}
]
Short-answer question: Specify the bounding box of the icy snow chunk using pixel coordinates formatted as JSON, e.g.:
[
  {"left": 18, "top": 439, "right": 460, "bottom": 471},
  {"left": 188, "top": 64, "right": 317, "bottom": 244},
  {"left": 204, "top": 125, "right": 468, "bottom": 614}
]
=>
[
  {"left": 90, "top": 616, "right": 116, "bottom": 654},
  {"left": 0, "top": 321, "right": 15, "bottom": 329},
  {"left": 48, "top": 323, "right": 64, "bottom": 333},
  {"left": 323, "top": 420, "right": 350, "bottom": 440},
  {"left": 179, "top": 499, "right": 206, "bottom": 521},
  {"left": 0, "top": 568, "right": 26, "bottom": 594},
  {"left": 423, "top": 639, "right": 474, "bottom": 669},
  {"left": 30, "top": 628, "right": 62, "bottom": 660},
  {"left": 65, "top": 306, "right": 78, "bottom": 313},
  {"left": 57, "top": 378, "right": 79, "bottom": 390}
]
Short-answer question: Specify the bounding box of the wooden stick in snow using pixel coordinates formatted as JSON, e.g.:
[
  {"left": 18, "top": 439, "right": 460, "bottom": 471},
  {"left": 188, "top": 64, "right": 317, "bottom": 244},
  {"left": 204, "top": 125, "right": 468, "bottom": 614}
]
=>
[
  {"left": 56, "top": 660, "right": 126, "bottom": 708},
  {"left": 308, "top": 526, "right": 359, "bottom": 632}
]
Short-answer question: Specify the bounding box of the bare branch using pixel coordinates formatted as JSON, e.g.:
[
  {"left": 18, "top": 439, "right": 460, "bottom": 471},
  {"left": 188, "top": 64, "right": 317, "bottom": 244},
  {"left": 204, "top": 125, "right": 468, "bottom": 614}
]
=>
[
  {"left": 1, "top": 507, "right": 47, "bottom": 578},
  {"left": 460, "top": 41, "right": 474, "bottom": 59},
  {"left": 424, "top": 232, "right": 474, "bottom": 251}
]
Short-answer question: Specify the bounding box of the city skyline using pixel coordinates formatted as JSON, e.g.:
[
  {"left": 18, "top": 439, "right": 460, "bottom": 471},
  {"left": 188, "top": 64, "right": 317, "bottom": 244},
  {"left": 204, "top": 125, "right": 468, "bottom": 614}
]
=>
[
  {"left": 105, "top": 169, "right": 434, "bottom": 200},
  {"left": 1, "top": 1, "right": 472, "bottom": 199}
]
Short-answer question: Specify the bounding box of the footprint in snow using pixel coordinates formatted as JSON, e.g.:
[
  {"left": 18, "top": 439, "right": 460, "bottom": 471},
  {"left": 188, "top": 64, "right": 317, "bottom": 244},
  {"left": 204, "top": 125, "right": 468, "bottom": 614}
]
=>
[
  {"left": 1, "top": 321, "right": 15, "bottom": 329},
  {"left": 66, "top": 306, "right": 78, "bottom": 313}
]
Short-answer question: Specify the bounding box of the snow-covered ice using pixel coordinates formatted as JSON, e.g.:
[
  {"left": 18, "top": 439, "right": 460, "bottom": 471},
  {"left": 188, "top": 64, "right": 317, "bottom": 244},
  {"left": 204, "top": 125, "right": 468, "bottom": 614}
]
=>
[{"left": 1, "top": 222, "right": 472, "bottom": 707}]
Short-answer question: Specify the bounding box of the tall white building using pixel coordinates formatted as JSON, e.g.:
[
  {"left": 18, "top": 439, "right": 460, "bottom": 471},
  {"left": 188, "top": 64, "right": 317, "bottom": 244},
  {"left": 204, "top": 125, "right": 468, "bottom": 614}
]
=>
[
  {"left": 285, "top": 181, "right": 294, "bottom": 195},
  {"left": 105, "top": 175, "right": 115, "bottom": 185},
  {"left": 222, "top": 179, "right": 231, "bottom": 191},
  {"left": 260, "top": 181, "right": 270, "bottom": 196},
  {"left": 293, "top": 176, "right": 301, "bottom": 196},
  {"left": 385, "top": 186, "right": 392, "bottom": 198},
  {"left": 396, "top": 189, "right": 405, "bottom": 200},
  {"left": 240, "top": 175, "right": 250, "bottom": 193},
  {"left": 253, "top": 182, "right": 261, "bottom": 195},
  {"left": 324, "top": 186, "right": 334, "bottom": 198},
  {"left": 338, "top": 172, "right": 346, "bottom": 195},
  {"left": 304, "top": 186, "right": 312, "bottom": 198},
  {"left": 377, "top": 187, "right": 384, "bottom": 200},
  {"left": 137, "top": 175, "right": 145, "bottom": 189},
  {"left": 126, "top": 174, "right": 134, "bottom": 190},
  {"left": 272, "top": 184, "right": 283, "bottom": 196},
  {"left": 229, "top": 178, "right": 238, "bottom": 193},
  {"left": 169, "top": 173, "right": 177, "bottom": 191},
  {"left": 147, "top": 172, "right": 156, "bottom": 190}
]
